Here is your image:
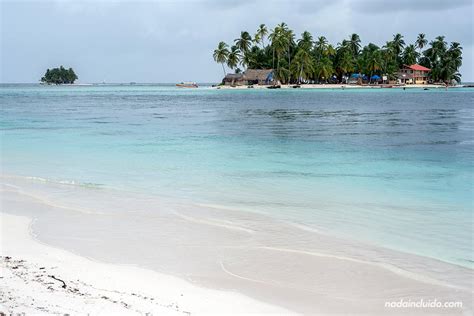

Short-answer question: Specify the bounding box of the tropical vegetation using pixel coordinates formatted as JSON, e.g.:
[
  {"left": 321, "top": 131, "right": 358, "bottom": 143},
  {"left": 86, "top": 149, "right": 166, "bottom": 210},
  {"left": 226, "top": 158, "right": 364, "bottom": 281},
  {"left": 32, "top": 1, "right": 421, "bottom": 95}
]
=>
[
  {"left": 213, "top": 24, "right": 463, "bottom": 84},
  {"left": 40, "top": 66, "right": 78, "bottom": 84}
]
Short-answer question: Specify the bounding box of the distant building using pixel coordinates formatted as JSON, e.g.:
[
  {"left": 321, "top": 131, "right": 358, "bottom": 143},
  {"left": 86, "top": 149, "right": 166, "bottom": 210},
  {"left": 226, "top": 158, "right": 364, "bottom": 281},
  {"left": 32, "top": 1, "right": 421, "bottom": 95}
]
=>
[
  {"left": 243, "top": 69, "right": 275, "bottom": 85},
  {"left": 222, "top": 69, "right": 275, "bottom": 86},
  {"left": 222, "top": 73, "right": 245, "bottom": 86},
  {"left": 398, "top": 64, "right": 431, "bottom": 84}
]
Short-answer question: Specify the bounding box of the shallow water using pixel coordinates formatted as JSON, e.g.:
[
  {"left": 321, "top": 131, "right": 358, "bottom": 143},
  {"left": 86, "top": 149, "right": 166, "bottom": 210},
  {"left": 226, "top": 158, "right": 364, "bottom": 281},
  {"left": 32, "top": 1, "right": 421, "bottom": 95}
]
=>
[{"left": 1, "top": 84, "right": 473, "bottom": 267}]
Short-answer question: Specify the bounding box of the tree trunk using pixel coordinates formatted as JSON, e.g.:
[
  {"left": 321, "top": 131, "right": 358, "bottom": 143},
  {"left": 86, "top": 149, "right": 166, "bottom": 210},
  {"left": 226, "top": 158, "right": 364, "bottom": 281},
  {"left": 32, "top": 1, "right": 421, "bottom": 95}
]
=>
[
  {"left": 288, "top": 47, "right": 291, "bottom": 84},
  {"left": 299, "top": 64, "right": 304, "bottom": 84},
  {"left": 277, "top": 54, "right": 280, "bottom": 83},
  {"left": 272, "top": 48, "right": 275, "bottom": 69},
  {"left": 221, "top": 63, "right": 226, "bottom": 77}
]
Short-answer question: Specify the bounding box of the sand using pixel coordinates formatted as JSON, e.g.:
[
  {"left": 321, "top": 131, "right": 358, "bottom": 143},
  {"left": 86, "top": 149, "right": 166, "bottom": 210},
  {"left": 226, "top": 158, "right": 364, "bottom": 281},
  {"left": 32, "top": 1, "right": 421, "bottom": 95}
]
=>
[
  {"left": 0, "top": 212, "right": 291, "bottom": 315},
  {"left": 1, "top": 176, "right": 472, "bottom": 315},
  {"left": 215, "top": 83, "right": 450, "bottom": 90}
]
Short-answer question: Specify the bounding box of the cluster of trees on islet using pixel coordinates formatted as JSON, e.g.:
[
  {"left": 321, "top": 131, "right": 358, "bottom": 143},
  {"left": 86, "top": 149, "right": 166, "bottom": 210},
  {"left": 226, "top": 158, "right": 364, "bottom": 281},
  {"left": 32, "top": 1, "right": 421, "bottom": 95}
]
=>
[
  {"left": 213, "top": 23, "right": 463, "bottom": 84},
  {"left": 40, "top": 66, "right": 78, "bottom": 84}
]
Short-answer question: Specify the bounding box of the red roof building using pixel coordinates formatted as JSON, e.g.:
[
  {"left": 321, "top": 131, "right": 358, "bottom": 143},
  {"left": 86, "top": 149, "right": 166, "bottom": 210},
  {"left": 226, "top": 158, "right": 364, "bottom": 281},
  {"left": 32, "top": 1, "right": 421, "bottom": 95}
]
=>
[{"left": 398, "top": 64, "right": 431, "bottom": 84}]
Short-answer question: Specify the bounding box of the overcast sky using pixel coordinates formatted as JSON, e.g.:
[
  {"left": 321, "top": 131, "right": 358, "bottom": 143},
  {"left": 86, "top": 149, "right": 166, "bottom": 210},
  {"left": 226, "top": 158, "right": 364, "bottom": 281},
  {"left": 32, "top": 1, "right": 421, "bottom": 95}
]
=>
[{"left": 1, "top": 0, "right": 473, "bottom": 83}]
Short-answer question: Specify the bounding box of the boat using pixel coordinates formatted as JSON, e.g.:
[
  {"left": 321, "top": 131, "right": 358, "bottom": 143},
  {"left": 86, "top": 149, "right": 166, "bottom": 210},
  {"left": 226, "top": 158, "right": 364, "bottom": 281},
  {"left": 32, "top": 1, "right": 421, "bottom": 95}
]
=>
[
  {"left": 176, "top": 82, "right": 198, "bottom": 88},
  {"left": 267, "top": 85, "right": 281, "bottom": 89}
]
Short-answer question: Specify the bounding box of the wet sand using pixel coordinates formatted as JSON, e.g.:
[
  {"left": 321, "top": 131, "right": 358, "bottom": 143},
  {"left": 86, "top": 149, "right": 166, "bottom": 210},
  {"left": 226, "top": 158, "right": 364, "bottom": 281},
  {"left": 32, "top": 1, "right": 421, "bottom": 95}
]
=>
[{"left": 1, "top": 176, "right": 472, "bottom": 315}]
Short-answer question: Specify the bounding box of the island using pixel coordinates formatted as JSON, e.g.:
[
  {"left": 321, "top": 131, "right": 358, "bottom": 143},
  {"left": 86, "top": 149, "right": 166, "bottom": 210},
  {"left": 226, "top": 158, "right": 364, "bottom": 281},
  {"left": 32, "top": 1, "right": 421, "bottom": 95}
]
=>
[
  {"left": 213, "top": 23, "right": 463, "bottom": 87},
  {"left": 40, "top": 66, "right": 78, "bottom": 85}
]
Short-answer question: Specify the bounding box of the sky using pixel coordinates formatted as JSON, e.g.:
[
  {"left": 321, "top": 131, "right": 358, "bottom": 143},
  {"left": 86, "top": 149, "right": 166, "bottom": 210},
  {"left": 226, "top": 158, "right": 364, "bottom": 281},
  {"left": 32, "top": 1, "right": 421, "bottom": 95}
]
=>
[{"left": 1, "top": 0, "right": 473, "bottom": 83}]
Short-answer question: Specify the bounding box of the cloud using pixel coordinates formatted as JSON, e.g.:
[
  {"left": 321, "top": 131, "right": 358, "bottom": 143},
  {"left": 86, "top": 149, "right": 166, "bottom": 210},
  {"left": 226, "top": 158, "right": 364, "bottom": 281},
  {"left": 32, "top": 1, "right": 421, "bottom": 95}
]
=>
[
  {"left": 1, "top": 0, "right": 472, "bottom": 82},
  {"left": 351, "top": 0, "right": 472, "bottom": 13},
  {"left": 200, "top": 0, "right": 256, "bottom": 10}
]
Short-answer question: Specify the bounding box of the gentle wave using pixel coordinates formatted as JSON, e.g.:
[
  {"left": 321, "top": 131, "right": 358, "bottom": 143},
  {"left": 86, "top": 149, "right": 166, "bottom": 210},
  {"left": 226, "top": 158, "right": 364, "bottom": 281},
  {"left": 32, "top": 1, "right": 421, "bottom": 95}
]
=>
[{"left": 21, "top": 176, "right": 104, "bottom": 189}]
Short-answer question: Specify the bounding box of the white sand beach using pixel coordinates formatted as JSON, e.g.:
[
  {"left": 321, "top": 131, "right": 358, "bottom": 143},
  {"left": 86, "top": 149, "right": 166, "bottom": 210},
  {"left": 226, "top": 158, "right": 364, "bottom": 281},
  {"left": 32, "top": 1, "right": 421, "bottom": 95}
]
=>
[
  {"left": 215, "top": 84, "right": 450, "bottom": 90},
  {"left": 0, "top": 212, "right": 290, "bottom": 315},
  {"left": 1, "top": 177, "right": 472, "bottom": 315}
]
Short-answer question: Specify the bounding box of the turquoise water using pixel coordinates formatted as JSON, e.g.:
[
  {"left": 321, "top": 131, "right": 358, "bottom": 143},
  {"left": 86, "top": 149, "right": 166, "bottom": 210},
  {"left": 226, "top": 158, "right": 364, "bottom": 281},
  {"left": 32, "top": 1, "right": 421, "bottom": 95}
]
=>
[{"left": 1, "top": 84, "right": 473, "bottom": 267}]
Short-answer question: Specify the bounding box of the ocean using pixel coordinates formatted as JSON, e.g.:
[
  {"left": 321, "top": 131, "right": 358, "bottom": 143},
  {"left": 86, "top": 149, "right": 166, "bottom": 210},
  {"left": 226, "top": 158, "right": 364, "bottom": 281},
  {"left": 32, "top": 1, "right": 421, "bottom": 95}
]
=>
[{"left": 1, "top": 84, "right": 473, "bottom": 268}]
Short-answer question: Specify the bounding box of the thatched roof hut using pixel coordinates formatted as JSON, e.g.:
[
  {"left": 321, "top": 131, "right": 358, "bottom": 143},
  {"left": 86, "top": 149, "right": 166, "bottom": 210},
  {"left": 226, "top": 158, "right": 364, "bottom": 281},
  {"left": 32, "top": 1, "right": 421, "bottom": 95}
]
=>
[
  {"left": 222, "top": 73, "right": 245, "bottom": 86},
  {"left": 222, "top": 69, "right": 275, "bottom": 86},
  {"left": 243, "top": 69, "right": 274, "bottom": 85}
]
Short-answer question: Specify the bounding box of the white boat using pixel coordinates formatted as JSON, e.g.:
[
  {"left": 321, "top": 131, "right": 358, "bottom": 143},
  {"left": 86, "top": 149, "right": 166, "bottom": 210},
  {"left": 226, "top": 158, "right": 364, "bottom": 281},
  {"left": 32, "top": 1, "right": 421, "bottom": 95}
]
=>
[{"left": 176, "top": 82, "right": 198, "bottom": 88}]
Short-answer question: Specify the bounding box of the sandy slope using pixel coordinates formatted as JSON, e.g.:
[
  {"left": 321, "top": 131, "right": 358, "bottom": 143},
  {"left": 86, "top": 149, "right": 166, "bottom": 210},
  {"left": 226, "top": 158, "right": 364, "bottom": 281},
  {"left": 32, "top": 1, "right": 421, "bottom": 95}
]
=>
[
  {"left": 1, "top": 178, "right": 472, "bottom": 315},
  {"left": 0, "top": 213, "right": 290, "bottom": 315}
]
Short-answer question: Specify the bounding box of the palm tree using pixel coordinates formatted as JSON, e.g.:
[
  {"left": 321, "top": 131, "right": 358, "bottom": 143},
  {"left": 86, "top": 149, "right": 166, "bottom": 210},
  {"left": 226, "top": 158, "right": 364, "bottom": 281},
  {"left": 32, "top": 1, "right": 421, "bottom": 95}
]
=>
[
  {"left": 292, "top": 49, "right": 314, "bottom": 83},
  {"left": 325, "top": 44, "right": 336, "bottom": 57},
  {"left": 381, "top": 41, "right": 398, "bottom": 79},
  {"left": 402, "top": 44, "right": 419, "bottom": 65},
  {"left": 355, "top": 56, "right": 365, "bottom": 82},
  {"left": 285, "top": 28, "right": 295, "bottom": 83},
  {"left": 226, "top": 45, "right": 241, "bottom": 71},
  {"left": 391, "top": 33, "right": 405, "bottom": 56},
  {"left": 423, "top": 36, "right": 448, "bottom": 81},
  {"left": 234, "top": 31, "right": 252, "bottom": 55},
  {"left": 314, "top": 36, "right": 328, "bottom": 54},
  {"left": 367, "top": 50, "right": 382, "bottom": 79},
  {"left": 294, "top": 32, "right": 314, "bottom": 83},
  {"left": 213, "top": 41, "right": 229, "bottom": 76},
  {"left": 297, "top": 31, "right": 313, "bottom": 53},
  {"left": 269, "top": 23, "right": 290, "bottom": 82},
  {"left": 314, "top": 56, "right": 333, "bottom": 83},
  {"left": 359, "top": 43, "right": 382, "bottom": 80},
  {"left": 268, "top": 26, "right": 280, "bottom": 69},
  {"left": 415, "top": 33, "right": 427, "bottom": 56},
  {"left": 276, "top": 22, "right": 288, "bottom": 32},
  {"left": 433, "top": 36, "right": 448, "bottom": 60},
  {"left": 448, "top": 42, "right": 463, "bottom": 65},
  {"left": 349, "top": 33, "right": 361, "bottom": 57},
  {"left": 440, "top": 42, "right": 463, "bottom": 83},
  {"left": 313, "top": 36, "right": 328, "bottom": 67},
  {"left": 254, "top": 24, "right": 268, "bottom": 48},
  {"left": 241, "top": 52, "right": 255, "bottom": 69},
  {"left": 335, "top": 50, "right": 354, "bottom": 81}
]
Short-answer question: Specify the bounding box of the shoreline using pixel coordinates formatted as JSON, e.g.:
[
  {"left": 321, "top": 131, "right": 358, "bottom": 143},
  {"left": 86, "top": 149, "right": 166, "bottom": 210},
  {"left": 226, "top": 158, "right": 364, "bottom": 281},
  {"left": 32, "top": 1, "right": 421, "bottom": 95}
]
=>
[
  {"left": 0, "top": 212, "right": 290, "bottom": 315},
  {"left": 215, "top": 83, "right": 453, "bottom": 90},
  {"left": 1, "top": 176, "right": 472, "bottom": 315}
]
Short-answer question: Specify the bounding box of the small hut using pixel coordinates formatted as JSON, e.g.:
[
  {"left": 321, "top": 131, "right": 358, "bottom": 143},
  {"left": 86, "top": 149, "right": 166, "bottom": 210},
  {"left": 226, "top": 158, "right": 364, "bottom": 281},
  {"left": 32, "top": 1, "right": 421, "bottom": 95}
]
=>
[
  {"left": 243, "top": 69, "right": 275, "bottom": 85},
  {"left": 222, "top": 73, "right": 245, "bottom": 86}
]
